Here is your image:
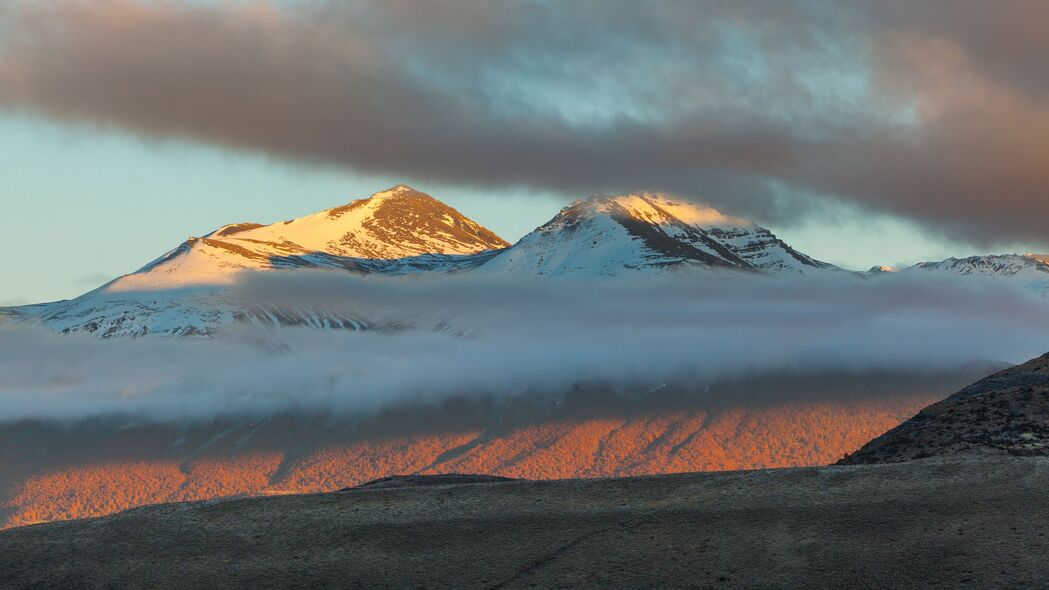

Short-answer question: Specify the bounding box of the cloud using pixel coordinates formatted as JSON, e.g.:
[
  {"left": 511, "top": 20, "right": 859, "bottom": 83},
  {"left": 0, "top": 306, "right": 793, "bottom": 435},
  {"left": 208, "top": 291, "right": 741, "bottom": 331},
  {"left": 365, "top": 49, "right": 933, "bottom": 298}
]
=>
[
  {"left": 0, "top": 1, "right": 1047, "bottom": 246},
  {"left": 0, "top": 271, "right": 1046, "bottom": 422},
  {"left": 75, "top": 272, "right": 113, "bottom": 286}
]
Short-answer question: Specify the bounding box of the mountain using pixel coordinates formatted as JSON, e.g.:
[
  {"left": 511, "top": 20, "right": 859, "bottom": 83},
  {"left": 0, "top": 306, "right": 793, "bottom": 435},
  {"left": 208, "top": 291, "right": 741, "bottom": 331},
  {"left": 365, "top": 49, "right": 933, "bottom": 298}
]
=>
[
  {"left": 865, "top": 265, "right": 898, "bottom": 275},
  {"left": 15, "top": 185, "right": 509, "bottom": 337},
  {"left": 478, "top": 193, "right": 837, "bottom": 276},
  {"left": 7, "top": 185, "right": 1045, "bottom": 338},
  {"left": 907, "top": 253, "right": 1049, "bottom": 280},
  {"left": 887, "top": 254, "right": 1049, "bottom": 296},
  {"left": 3, "top": 189, "right": 843, "bottom": 337},
  {"left": 112, "top": 183, "right": 508, "bottom": 291},
  {"left": 840, "top": 352, "right": 1049, "bottom": 464}
]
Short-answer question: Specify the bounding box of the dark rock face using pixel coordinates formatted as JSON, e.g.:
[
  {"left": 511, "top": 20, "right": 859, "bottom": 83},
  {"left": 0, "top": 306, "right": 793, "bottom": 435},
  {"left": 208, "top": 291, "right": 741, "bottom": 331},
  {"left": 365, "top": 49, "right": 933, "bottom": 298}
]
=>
[{"left": 840, "top": 353, "right": 1049, "bottom": 464}]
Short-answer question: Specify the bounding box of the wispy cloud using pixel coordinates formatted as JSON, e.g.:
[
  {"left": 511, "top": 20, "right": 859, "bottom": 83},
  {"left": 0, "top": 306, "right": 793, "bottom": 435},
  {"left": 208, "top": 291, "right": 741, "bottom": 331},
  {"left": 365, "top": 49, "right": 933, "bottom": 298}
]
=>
[{"left": 75, "top": 272, "right": 113, "bottom": 286}]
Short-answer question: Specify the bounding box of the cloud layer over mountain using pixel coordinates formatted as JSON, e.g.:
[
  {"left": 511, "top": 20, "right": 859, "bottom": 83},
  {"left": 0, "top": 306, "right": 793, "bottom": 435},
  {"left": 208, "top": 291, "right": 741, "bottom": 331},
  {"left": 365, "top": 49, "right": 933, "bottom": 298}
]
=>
[
  {"left": 0, "top": 1, "right": 1047, "bottom": 247},
  {"left": 1, "top": 272, "right": 1047, "bottom": 421}
]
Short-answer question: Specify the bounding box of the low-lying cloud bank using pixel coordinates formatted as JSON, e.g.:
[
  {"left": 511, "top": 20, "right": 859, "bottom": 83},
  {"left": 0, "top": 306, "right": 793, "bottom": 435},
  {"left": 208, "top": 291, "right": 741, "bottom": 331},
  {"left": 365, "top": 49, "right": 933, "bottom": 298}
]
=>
[{"left": 0, "top": 272, "right": 1047, "bottom": 422}]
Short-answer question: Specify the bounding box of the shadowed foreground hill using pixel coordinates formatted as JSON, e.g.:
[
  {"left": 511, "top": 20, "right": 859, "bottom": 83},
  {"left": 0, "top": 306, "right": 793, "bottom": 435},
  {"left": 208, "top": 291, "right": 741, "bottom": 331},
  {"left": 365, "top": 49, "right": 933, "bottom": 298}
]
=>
[
  {"left": 3, "top": 458, "right": 1049, "bottom": 589},
  {"left": 841, "top": 353, "right": 1049, "bottom": 464}
]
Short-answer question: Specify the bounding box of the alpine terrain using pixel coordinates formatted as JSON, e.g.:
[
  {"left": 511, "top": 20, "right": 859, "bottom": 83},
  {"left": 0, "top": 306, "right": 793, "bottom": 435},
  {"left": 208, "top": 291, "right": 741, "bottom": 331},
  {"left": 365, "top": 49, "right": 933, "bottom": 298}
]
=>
[
  {"left": 2, "top": 187, "right": 843, "bottom": 337},
  {"left": 7, "top": 185, "right": 509, "bottom": 337},
  {"left": 898, "top": 254, "right": 1049, "bottom": 296},
  {"left": 6, "top": 186, "right": 1046, "bottom": 338},
  {"left": 478, "top": 193, "right": 837, "bottom": 276}
]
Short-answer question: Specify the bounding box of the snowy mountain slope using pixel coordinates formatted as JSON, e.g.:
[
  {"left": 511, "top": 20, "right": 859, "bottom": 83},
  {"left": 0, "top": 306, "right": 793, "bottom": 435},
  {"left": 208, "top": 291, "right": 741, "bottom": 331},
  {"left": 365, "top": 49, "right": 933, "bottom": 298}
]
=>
[
  {"left": 0, "top": 306, "right": 27, "bottom": 327},
  {"left": 26, "top": 284, "right": 460, "bottom": 339},
  {"left": 12, "top": 186, "right": 508, "bottom": 337},
  {"left": 11, "top": 190, "right": 848, "bottom": 338},
  {"left": 112, "top": 184, "right": 508, "bottom": 291},
  {"left": 895, "top": 254, "right": 1049, "bottom": 296},
  {"left": 9, "top": 185, "right": 1045, "bottom": 339},
  {"left": 478, "top": 193, "right": 837, "bottom": 276}
]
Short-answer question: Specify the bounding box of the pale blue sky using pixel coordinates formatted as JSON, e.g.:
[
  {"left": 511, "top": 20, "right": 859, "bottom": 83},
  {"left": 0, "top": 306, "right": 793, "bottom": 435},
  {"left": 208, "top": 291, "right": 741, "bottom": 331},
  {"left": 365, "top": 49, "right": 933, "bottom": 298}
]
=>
[{"left": 0, "top": 114, "right": 1007, "bottom": 306}]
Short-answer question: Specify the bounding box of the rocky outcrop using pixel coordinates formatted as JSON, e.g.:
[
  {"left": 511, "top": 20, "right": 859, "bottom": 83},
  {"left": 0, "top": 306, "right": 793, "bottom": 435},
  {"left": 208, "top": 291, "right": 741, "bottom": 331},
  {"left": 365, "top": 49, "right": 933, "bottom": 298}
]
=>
[{"left": 840, "top": 352, "right": 1049, "bottom": 464}]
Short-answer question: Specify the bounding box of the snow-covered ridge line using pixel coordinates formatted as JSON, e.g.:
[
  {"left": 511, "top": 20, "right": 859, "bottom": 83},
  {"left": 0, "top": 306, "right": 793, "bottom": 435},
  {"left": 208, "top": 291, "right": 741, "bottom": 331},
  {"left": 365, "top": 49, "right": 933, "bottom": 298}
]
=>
[
  {"left": 907, "top": 253, "right": 1049, "bottom": 277},
  {"left": 879, "top": 253, "right": 1049, "bottom": 298},
  {"left": 5, "top": 187, "right": 1048, "bottom": 338}
]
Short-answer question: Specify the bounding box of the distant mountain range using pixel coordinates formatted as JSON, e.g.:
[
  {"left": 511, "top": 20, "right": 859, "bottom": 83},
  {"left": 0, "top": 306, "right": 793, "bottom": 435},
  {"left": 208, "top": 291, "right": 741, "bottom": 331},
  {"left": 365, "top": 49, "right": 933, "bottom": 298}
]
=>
[{"left": 4, "top": 184, "right": 1048, "bottom": 337}]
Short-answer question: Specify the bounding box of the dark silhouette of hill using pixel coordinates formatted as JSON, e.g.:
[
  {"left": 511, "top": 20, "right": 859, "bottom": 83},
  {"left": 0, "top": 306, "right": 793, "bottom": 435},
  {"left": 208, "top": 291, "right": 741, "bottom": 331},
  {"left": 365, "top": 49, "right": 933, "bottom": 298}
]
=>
[
  {"left": 4, "top": 458, "right": 1049, "bottom": 588},
  {"left": 841, "top": 352, "right": 1049, "bottom": 464}
]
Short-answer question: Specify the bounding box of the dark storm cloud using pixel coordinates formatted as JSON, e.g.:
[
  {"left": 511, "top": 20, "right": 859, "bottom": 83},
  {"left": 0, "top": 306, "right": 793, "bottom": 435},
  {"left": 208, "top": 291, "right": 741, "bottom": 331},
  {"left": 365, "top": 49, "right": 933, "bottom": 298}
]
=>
[{"left": 0, "top": 0, "right": 1046, "bottom": 246}]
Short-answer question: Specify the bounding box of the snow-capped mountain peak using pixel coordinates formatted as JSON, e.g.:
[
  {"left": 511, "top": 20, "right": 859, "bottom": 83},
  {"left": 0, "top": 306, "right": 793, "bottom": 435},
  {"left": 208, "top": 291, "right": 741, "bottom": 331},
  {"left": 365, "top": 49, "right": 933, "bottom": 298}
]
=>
[
  {"left": 895, "top": 253, "right": 1049, "bottom": 297},
  {"left": 478, "top": 192, "right": 836, "bottom": 276},
  {"left": 207, "top": 184, "right": 507, "bottom": 261},
  {"left": 109, "top": 185, "right": 509, "bottom": 291},
  {"left": 578, "top": 193, "right": 754, "bottom": 230},
  {"left": 16, "top": 186, "right": 511, "bottom": 337},
  {"left": 909, "top": 254, "right": 1049, "bottom": 277},
  {"left": 14, "top": 186, "right": 1044, "bottom": 340}
]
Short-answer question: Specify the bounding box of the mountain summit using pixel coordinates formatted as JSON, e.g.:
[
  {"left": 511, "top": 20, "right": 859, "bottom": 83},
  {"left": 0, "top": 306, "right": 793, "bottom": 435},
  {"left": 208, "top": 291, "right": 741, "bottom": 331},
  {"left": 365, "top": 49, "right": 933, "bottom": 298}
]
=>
[
  {"left": 479, "top": 193, "right": 836, "bottom": 276},
  {"left": 115, "top": 185, "right": 509, "bottom": 291},
  {"left": 225, "top": 184, "right": 508, "bottom": 260}
]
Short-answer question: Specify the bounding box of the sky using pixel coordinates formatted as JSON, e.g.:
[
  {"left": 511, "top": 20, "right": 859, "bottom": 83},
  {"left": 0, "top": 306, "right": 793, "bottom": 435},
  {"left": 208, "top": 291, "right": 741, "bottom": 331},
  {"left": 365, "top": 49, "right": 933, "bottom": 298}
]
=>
[{"left": 1, "top": 0, "right": 1047, "bottom": 304}]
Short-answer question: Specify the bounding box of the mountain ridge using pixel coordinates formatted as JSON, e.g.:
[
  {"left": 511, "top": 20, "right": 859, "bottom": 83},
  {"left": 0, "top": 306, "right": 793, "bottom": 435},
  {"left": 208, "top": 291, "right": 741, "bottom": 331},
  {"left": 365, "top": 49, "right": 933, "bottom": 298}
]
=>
[
  {"left": 114, "top": 184, "right": 509, "bottom": 291},
  {"left": 4, "top": 186, "right": 1047, "bottom": 337}
]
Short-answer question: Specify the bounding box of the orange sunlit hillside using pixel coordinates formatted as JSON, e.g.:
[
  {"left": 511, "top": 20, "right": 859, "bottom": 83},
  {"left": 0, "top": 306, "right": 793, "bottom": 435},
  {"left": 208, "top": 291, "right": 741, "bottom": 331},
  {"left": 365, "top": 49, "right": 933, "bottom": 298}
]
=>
[{"left": 0, "top": 395, "right": 932, "bottom": 528}]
